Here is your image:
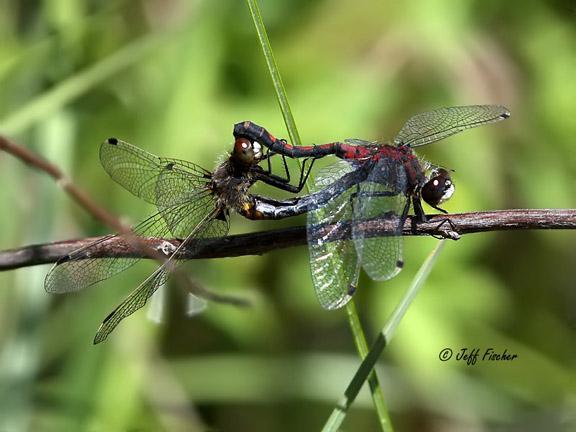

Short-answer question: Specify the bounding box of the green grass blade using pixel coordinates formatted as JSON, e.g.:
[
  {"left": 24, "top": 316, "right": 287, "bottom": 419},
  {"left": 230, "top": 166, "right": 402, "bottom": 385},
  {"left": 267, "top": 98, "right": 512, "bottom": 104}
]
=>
[
  {"left": 322, "top": 240, "right": 446, "bottom": 431},
  {"left": 246, "top": 0, "right": 310, "bottom": 198},
  {"left": 245, "top": 0, "right": 301, "bottom": 146},
  {"left": 382, "top": 240, "right": 446, "bottom": 342},
  {"left": 246, "top": 1, "right": 392, "bottom": 428},
  {"left": 344, "top": 300, "right": 394, "bottom": 431}
]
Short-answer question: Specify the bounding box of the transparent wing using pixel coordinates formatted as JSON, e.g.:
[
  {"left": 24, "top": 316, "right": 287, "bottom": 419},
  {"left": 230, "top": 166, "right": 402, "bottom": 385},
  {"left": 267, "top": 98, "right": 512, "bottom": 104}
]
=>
[
  {"left": 45, "top": 158, "right": 222, "bottom": 295},
  {"left": 93, "top": 208, "right": 228, "bottom": 344},
  {"left": 146, "top": 280, "right": 208, "bottom": 323},
  {"left": 99, "top": 137, "right": 212, "bottom": 205},
  {"left": 393, "top": 105, "right": 510, "bottom": 148},
  {"left": 307, "top": 160, "right": 361, "bottom": 309},
  {"left": 45, "top": 211, "right": 178, "bottom": 294},
  {"left": 352, "top": 158, "right": 406, "bottom": 281},
  {"left": 186, "top": 293, "right": 208, "bottom": 316},
  {"left": 45, "top": 179, "right": 222, "bottom": 296},
  {"left": 344, "top": 138, "right": 378, "bottom": 146},
  {"left": 147, "top": 282, "right": 167, "bottom": 324},
  {"left": 155, "top": 164, "right": 226, "bottom": 237}
]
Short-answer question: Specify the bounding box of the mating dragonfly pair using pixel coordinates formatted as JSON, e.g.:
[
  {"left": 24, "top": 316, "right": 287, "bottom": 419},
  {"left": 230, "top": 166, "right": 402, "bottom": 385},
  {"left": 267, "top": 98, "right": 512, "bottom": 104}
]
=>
[{"left": 45, "top": 105, "right": 510, "bottom": 343}]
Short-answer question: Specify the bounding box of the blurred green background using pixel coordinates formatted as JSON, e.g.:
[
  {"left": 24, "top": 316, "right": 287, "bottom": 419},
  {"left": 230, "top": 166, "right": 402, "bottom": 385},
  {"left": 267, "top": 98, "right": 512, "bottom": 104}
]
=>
[{"left": 1, "top": 0, "right": 575, "bottom": 431}]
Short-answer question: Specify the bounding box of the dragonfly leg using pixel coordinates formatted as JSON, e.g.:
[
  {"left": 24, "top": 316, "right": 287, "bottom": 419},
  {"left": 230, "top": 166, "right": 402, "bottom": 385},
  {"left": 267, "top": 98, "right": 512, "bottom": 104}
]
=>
[
  {"left": 390, "top": 195, "right": 410, "bottom": 235},
  {"left": 296, "top": 157, "right": 316, "bottom": 191},
  {"left": 428, "top": 202, "right": 449, "bottom": 214},
  {"left": 261, "top": 148, "right": 276, "bottom": 173},
  {"left": 275, "top": 151, "right": 316, "bottom": 192},
  {"left": 412, "top": 195, "right": 427, "bottom": 222},
  {"left": 430, "top": 217, "right": 460, "bottom": 240},
  {"left": 254, "top": 156, "right": 316, "bottom": 193},
  {"left": 278, "top": 141, "right": 291, "bottom": 180},
  {"left": 261, "top": 141, "right": 292, "bottom": 181}
]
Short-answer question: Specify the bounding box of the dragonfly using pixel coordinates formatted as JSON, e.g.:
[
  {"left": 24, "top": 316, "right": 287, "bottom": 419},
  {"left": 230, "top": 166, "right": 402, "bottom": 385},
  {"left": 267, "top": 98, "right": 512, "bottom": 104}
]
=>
[
  {"left": 234, "top": 105, "right": 511, "bottom": 308},
  {"left": 45, "top": 134, "right": 315, "bottom": 344}
]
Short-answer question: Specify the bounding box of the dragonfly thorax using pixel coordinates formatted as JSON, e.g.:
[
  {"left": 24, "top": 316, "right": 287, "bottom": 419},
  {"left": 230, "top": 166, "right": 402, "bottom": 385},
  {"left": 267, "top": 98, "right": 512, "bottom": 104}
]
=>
[
  {"left": 211, "top": 158, "right": 256, "bottom": 214},
  {"left": 382, "top": 146, "right": 428, "bottom": 194}
]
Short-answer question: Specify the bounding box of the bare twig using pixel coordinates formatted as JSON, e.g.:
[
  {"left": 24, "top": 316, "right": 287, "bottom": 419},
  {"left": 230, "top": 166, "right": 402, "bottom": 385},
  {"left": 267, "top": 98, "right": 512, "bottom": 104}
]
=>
[
  {"left": 2, "top": 209, "right": 576, "bottom": 271},
  {"left": 0, "top": 135, "right": 125, "bottom": 231}
]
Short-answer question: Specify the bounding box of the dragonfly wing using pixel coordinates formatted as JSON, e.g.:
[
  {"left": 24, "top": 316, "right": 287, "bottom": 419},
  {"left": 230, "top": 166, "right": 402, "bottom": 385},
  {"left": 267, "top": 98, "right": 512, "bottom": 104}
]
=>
[
  {"left": 93, "top": 207, "right": 228, "bottom": 344},
  {"left": 99, "top": 138, "right": 212, "bottom": 205},
  {"left": 155, "top": 163, "right": 225, "bottom": 239},
  {"left": 344, "top": 138, "right": 378, "bottom": 146},
  {"left": 44, "top": 210, "right": 178, "bottom": 293},
  {"left": 147, "top": 281, "right": 167, "bottom": 324},
  {"left": 307, "top": 160, "right": 360, "bottom": 309},
  {"left": 93, "top": 263, "right": 170, "bottom": 344},
  {"left": 393, "top": 105, "right": 510, "bottom": 148},
  {"left": 186, "top": 294, "right": 208, "bottom": 316},
  {"left": 352, "top": 158, "right": 407, "bottom": 281}
]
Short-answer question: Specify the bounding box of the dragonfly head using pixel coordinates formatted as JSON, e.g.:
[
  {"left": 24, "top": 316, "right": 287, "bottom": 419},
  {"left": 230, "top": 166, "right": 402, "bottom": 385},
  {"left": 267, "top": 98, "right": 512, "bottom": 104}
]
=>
[
  {"left": 421, "top": 168, "right": 454, "bottom": 210},
  {"left": 232, "top": 136, "right": 263, "bottom": 167}
]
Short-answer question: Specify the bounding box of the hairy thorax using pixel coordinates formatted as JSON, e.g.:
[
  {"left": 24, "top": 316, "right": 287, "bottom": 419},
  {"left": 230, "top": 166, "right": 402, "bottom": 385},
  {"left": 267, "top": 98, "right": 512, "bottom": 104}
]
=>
[{"left": 210, "top": 159, "right": 256, "bottom": 214}]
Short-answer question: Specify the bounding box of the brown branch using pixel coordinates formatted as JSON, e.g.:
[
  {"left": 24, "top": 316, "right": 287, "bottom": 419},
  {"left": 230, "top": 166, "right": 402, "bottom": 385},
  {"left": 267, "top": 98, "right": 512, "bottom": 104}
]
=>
[
  {"left": 0, "top": 136, "right": 125, "bottom": 231},
  {"left": 2, "top": 209, "right": 575, "bottom": 271},
  {"left": 0, "top": 135, "right": 187, "bottom": 264},
  {"left": 0, "top": 135, "right": 170, "bottom": 262}
]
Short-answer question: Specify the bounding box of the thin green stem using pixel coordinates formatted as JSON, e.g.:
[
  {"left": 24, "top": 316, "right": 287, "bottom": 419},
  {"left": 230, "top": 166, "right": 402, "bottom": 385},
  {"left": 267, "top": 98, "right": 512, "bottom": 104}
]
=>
[
  {"left": 323, "top": 241, "right": 446, "bottom": 431},
  {"left": 245, "top": 0, "right": 301, "bottom": 146},
  {"left": 344, "top": 301, "right": 393, "bottom": 431},
  {"left": 245, "top": 0, "right": 309, "bottom": 193},
  {"left": 245, "top": 1, "right": 392, "bottom": 428}
]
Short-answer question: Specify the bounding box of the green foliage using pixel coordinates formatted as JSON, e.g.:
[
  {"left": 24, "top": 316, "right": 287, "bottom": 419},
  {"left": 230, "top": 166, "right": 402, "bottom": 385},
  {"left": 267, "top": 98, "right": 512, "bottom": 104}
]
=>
[{"left": 1, "top": 0, "right": 575, "bottom": 430}]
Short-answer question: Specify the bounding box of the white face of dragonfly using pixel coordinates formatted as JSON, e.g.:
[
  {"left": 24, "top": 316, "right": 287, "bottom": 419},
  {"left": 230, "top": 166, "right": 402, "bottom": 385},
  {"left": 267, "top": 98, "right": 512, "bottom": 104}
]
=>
[
  {"left": 252, "top": 141, "right": 262, "bottom": 159},
  {"left": 233, "top": 137, "right": 263, "bottom": 165},
  {"left": 421, "top": 168, "right": 455, "bottom": 208}
]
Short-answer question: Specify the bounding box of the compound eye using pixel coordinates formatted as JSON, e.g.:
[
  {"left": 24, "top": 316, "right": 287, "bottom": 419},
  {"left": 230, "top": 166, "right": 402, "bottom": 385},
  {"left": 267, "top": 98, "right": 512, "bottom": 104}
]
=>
[
  {"left": 233, "top": 137, "right": 264, "bottom": 165},
  {"left": 233, "top": 137, "right": 256, "bottom": 165},
  {"left": 421, "top": 168, "right": 455, "bottom": 207}
]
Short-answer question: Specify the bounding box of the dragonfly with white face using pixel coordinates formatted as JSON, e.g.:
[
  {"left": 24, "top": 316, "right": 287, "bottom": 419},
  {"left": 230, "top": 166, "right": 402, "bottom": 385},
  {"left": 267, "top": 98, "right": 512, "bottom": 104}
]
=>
[{"left": 234, "top": 105, "right": 511, "bottom": 308}]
